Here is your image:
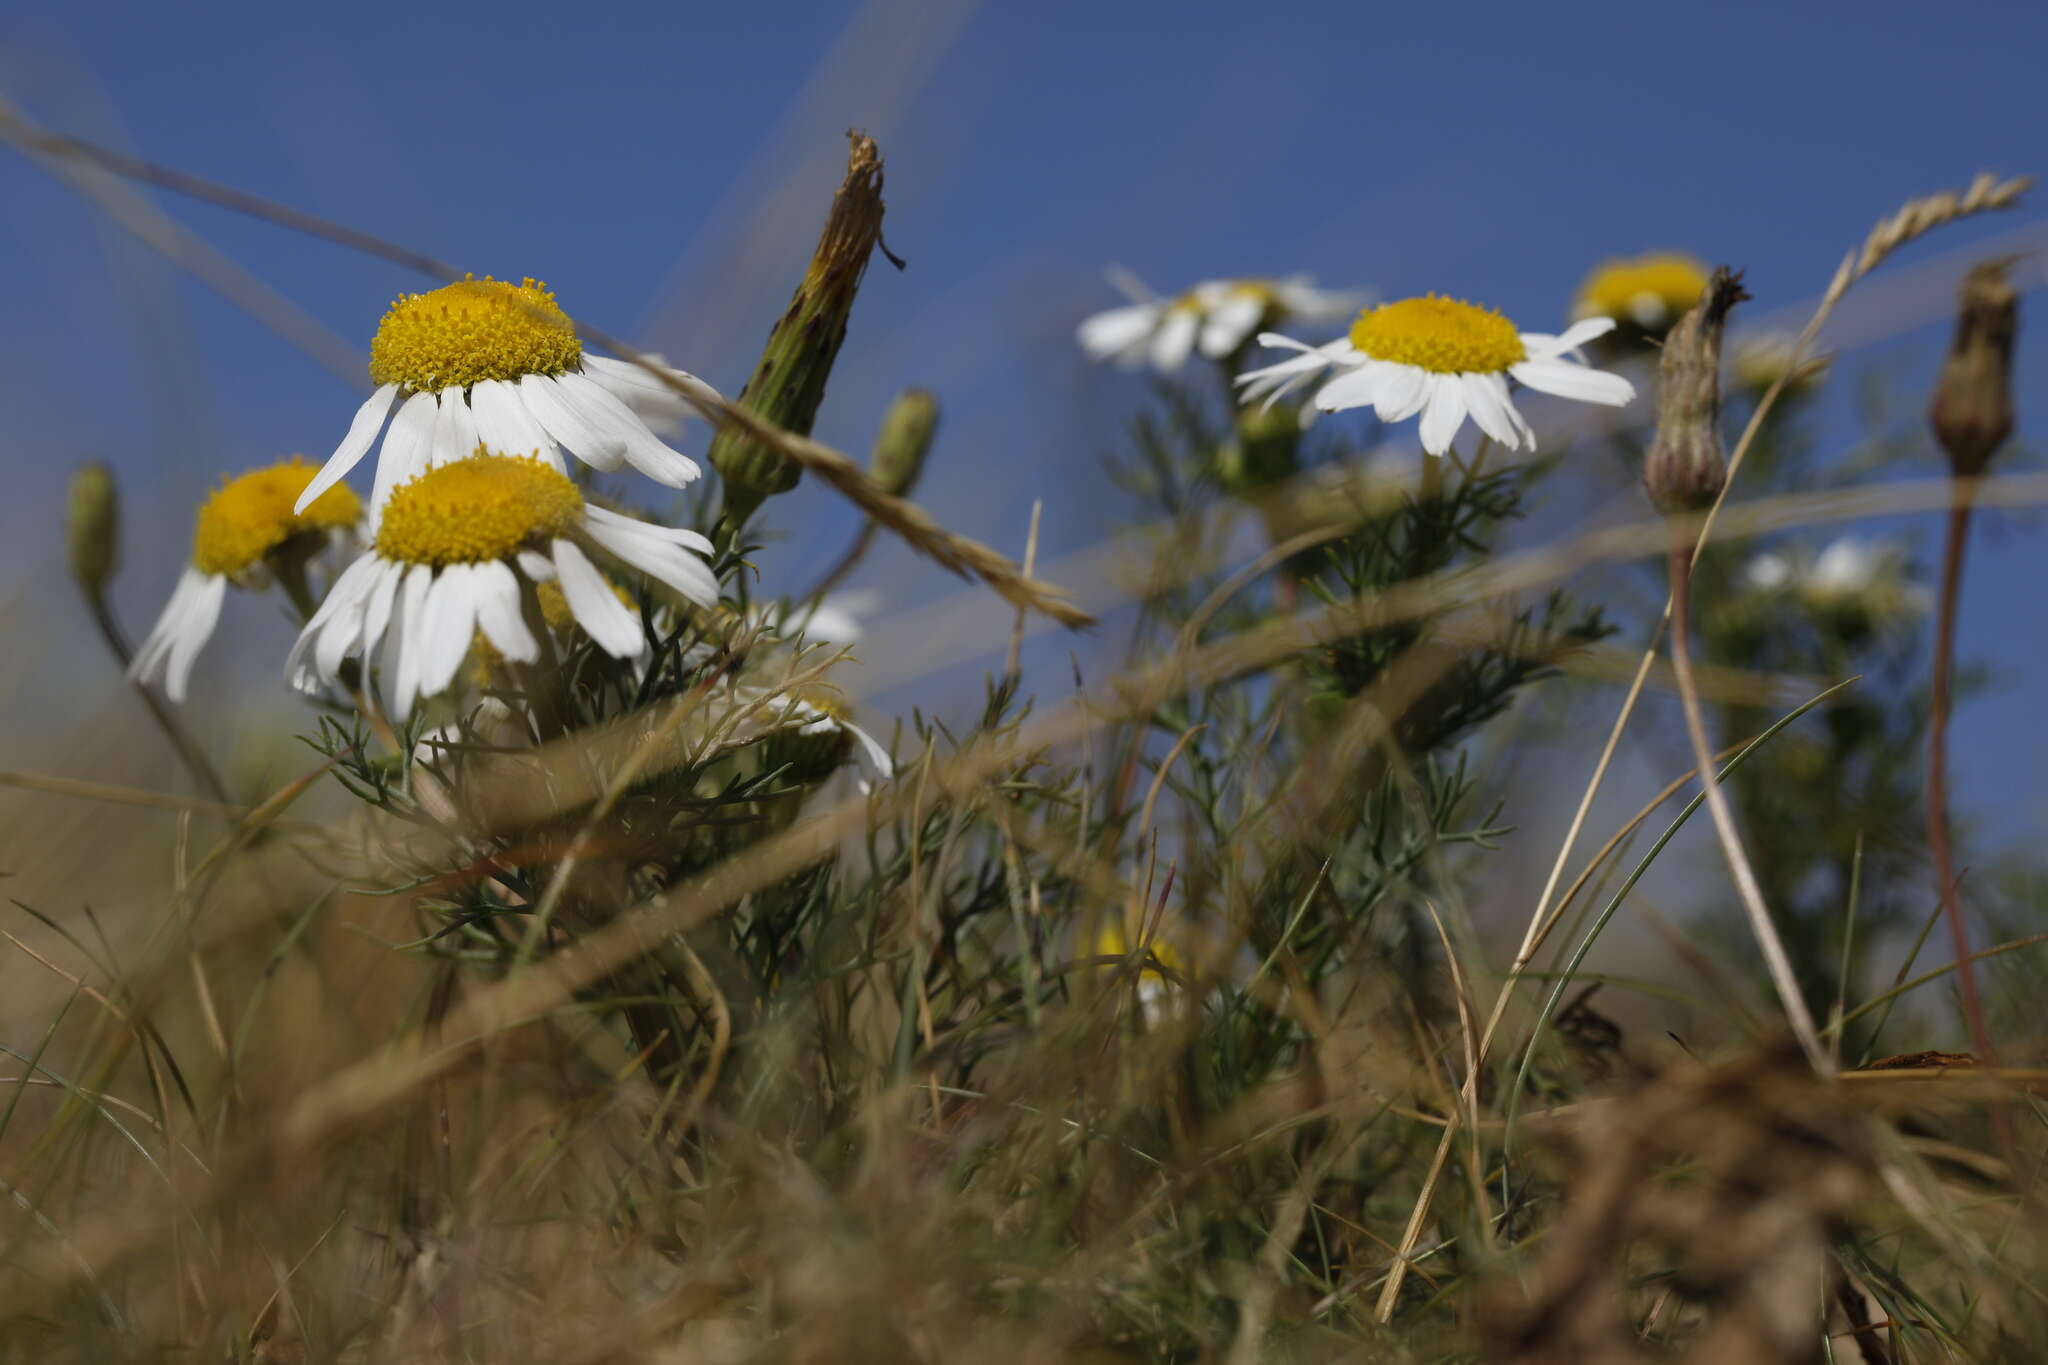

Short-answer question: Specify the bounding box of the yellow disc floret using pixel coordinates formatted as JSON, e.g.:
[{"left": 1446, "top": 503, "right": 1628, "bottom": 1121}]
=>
[
  {"left": 1573, "top": 252, "right": 1709, "bottom": 326},
  {"left": 1348, "top": 296, "right": 1526, "bottom": 374},
  {"left": 367, "top": 275, "right": 582, "bottom": 393},
  {"left": 193, "top": 456, "right": 362, "bottom": 576},
  {"left": 376, "top": 453, "right": 584, "bottom": 567}
]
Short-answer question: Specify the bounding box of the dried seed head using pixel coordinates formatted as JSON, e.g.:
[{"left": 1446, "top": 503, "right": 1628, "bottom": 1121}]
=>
[
  {"left": 1929, "top": 260, "right": 2018, "bottom": 477},
  {"left": 1642, "top": 266, "right": 1749, "bottom": 516},
  {"left": 867, "top": 388, "right": 938, "bottom": 499},
  {"left": 65, "top": 461, "right": 119, "bottom": 598}
]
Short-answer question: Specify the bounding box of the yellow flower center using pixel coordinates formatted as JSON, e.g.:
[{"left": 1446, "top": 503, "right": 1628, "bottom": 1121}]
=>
[
  {"left": 375, "top": 453, "right": 583, "bottom": 567},
  {"left": 1172, "top": 279, "right": 1276, "bottom": 314},
  {"left": 1574, "top": 252, "right": 1709, "bottom": 325},
  {"left": 366, "top": 276, "right": 583, "bottom": 393},
  {"left": 1348, "top": 296, "right": 1526, "bottom": 374},
  {"left": 192, "top": 457, "right": 362, "bottom": 576},
  {"left": 1094, "top": 922, "right": 1185, "bottom": 977}
]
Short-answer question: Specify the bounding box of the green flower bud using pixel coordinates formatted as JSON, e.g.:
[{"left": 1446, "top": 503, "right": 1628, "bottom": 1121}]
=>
[
  {"left": 711, "top": 133, "right": 892, "bottom": 524},
  {"left": 1216, "top": 400, "right": 1300, "bottom": 495},
  {"left": 1929, "top": 261, "right": 2017, "bottom": 477},
  {"left": 66, "top": 461, "right": 119, "bottom": 598},
  {"left": 1642, "top": 266, "right": 1748, "bottom": 516},
  {"left": 868, "top": 388, "right": 938, "bottom": 499}
]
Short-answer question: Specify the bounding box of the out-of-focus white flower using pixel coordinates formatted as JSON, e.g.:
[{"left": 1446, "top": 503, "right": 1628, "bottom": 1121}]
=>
[
  {"left": 1743, "top": 550, "right": 1795, "bottom": 594},
  {"left": 131, "top": 458, "right": 363, "bottom": 702},
  {"left": 1742, "top": 537, "right": 1928, "bottom": 628},
  {"left": 1800, "top": 538, "right": 1929, "bottom": 618},
  {"left": 1239, "top": 297, "right": 1635, "bottom": 456},
  {"left": 785, "top": 589, "right": 876, "bottom": 646},
  {"left": 1078, "top": 271, "right": 1367, "bottom": 373}
]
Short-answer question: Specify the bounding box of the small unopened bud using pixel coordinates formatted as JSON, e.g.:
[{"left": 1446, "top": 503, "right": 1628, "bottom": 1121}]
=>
[
  {"left": 1929, "top": 261, "right": 2018, "bottom": 477},
  {"left": 867, "top": 388, "right": 938, "bottom": 498},
  {"left": 1216, "top": 399, "right": 1300, "bottom": 494},
  {"left": 1643, "top": 266, "right": 1749, "bottom": 516},
  {"left": 65, "top": 461, "right": 119, "bottom": 598}
]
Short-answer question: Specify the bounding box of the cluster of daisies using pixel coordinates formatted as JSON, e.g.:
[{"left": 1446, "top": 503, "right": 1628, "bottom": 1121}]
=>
[
  {"left": 1075, "top": 254, "right": 1730, "bottom": 458},
  {"left": 128, "top": 277, "right": 848, "bottom": 755}
]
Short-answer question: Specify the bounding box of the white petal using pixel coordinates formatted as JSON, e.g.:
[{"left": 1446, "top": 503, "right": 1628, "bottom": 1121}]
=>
[
  {"left": 313, "top": 553, "right": 385, "bottom": 681},
  {"left": 1418, "top": 374, "right": 1469, "bottom": 456},
  {"left": 1149, "top": 308, "right": 1199, "bottom": 373},
  {"left": 842, "top": 717, "right": 894, "bottom": 779},
  {"left": 516, "top": 549, "right": 556, "bottom": 581},
  {"left": 1365, "top": 363, "right": 1425, "bottom": 423},
  {"left": 1198, "top": 292, "right": 1265, "bottom": 358},
  {"left": 552, "top": 538, "right": 642, "bottom": 657},
  {"left": 357, "top": 559, "right": 403, "bottom": 667},
  {"left": 428, "top": 385, "right": 481, "bottom": 469},
  {"left": 418, "top": 563, "right": 483, "bottom": 701},
  {"left": 582, "top": 354, "right": 719, "bottom": 435},
  {"left": 518, "top": 374, "right": 627, "bottom": 472},
  {"left": 583, "top": 513, "right": 719, "bottom": 609},
  {"left": 296, "top": 384, "right": 399, "bottom": 513},
  {"left": 391, "top": 564, "right": 435, "bottom": 719},
  {"left": 1078, "top": 303, "right": 1161, "bottom": 362},
  {"left": 1460, "top": 372, "right": 1523, "bottom": 450},
  {"left": 583, "top": 504, "right": 714, "bottom": 554},
  {"left": 473, "top": 559, "right": 538, "bottom": 663},
  {"left": 555, "top": 371, "right": 700, "bottom": 487},
  {"left": 1312, "top": 363, "right": 1388, "bottom": 413},
  {"left": 470, "top": 379, "right": 562, "bottom": 467},
  {"left": 130, "top": 567, "right": 213, "bottom": 697},
  {"left": 1521, "top": 317, "right": 1616, "bottom": 362},
  {"left": 287, "top": 558, "right": 353, "bottom": 693},
  {"left": 161, "top": 571, "right": 227, "bottom": 704},
  {"left": 1508, "top": 358, "right": 1637, "bottom": 407},
  {"left": 372, "top": 390, "right": 442, "bottom": 515}
]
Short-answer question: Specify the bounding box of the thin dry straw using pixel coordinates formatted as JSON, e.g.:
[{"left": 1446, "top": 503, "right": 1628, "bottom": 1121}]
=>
[
  {"left": 0, "top": 104, "right": 1094, "bottom": 630},
  {"left": 12, "top": 464, "right": 2048, "bottom": 1317},
  {"left": 1369, "top": 171, "right": 2031, "bottom": 1323}
]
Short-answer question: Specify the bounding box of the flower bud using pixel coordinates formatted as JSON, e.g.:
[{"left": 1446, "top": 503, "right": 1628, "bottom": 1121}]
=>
[
  {"left": 65, "top": 461, "right": 119, "bottom": 598},
  {"left": 1642, "top": 266, "right": 1748, "bottom": 516},
  {"left": 1216, "top": 398, "right": 1300, "bottom": 494},
  {"left": 711, "top": 133, "right": 892, "bottom": 523},
  {"left": 867, "top": 388, "right": 938, "bottom": 499},
  {"left": 1929, "top": 261, "right": 2017, "bottom": 477}
]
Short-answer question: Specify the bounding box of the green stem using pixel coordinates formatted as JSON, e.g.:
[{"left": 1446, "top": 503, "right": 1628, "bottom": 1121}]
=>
[{"left": 85, "top": 591, "right": 232, "bottom": 805}]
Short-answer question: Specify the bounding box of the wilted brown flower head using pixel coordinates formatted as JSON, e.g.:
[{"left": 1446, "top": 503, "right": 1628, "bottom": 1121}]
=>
[
  {"left": 1642, "top": 266, "right": 1749, "bottom": 516},
  {"left": 1929, "top": 260, "right": 2018, "bottom": 477}
]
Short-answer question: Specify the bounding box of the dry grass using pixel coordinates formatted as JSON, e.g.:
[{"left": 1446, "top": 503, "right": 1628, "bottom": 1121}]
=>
[{"left": 0, "top": 115, "right": 2043, "bottom": 1365}]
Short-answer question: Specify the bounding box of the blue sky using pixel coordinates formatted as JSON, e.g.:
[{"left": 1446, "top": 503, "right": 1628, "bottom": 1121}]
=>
[{"left": 3, "top": 0, "right": 2045, "bottom": 852}]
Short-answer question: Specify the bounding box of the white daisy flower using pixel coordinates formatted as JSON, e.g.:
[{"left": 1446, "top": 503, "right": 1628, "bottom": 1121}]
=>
[
  {"left": 1236, "top": 295, "right": 1637, "bottom": 456},
  {"left": 294, "top": 276, "right": 719, "bottom": 522},
  {"left": 288, "top": 452, "right": 718, "bottom": 719},
  {"left": 130, "top": 457, "right": 363, "bottom": 702},
  {"left": 1800, "top": 538, "right": 1930, "bottom": 618},
  {"left": 1078, "top": 272, "right": 1368, "bottom": 373},
  {"left": 761, "top": 692, "right": 896, "bottom": 788}
]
